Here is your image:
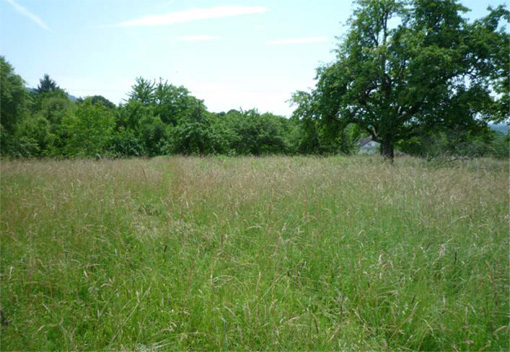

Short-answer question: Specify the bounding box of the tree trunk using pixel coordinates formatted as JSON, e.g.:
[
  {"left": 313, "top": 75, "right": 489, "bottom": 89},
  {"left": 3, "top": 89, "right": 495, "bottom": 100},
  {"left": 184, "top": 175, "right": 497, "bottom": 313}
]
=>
[{"left": 381, "top": 136, "right": 394, "bottom": 162}]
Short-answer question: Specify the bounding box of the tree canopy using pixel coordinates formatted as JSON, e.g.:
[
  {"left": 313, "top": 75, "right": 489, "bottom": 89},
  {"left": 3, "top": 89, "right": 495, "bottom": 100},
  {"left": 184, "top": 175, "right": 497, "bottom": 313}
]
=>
[
  {"left": 292, "top": 0, "right": 509, "bottom": 160},
  {"left": 36, "top": 74, "right": 60, "bottom": 94},
  {"left": 0, "top": 56, "right": 29, "bottom": 153}
]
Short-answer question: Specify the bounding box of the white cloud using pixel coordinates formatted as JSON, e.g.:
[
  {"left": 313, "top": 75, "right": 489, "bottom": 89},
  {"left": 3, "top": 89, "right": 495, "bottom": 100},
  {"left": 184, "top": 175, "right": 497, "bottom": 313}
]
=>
[
  {"left": 5, "top": 0, "right": 52, "bottom": 32},
  {"left": 176, "top": 35, "right": 220, "bottom": 42},
  {"left": 117, "top": 6, "right": 267, "bottom": 27},
  {"left": 266, "top": 37, "right": 328, "bottom": 45}
]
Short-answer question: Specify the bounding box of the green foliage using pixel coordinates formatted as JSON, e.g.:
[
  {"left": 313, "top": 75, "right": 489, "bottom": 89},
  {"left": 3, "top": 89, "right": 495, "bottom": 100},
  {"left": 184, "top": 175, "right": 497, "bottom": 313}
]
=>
[
  {"left": 137, "top": 114, "right": 168, "bottom": 156},
  {"left": 213, "top": 109, "right": 297, "bottom": 155},
  {"left": 469, "top": 5, "right": 510, "bottom": 122},
  {"left": 290, "top": 91, "right": 361, "bottom": 154},
  {"left": 16, "top": 116, "right": 56, "bottom": 157},
  {"left": 152, "top": 79, "right": 206, "bottom": 126},
  {"left": 107, "top": 127, "right": 143, "bottom": 157},
  {"left": 87, "top": 95, "right": 116, "bottom": 110},
  {"left": 490, "top": 132, "right": 510, "bottom": 159},
  {"left": 169, "top": 121, "right": 218, "bottom": 155},
  {"left": 33, "top": 90, "right": 73, "bottom": 124},
  {"left": 116, "top": 100, "right": 148, "bottom": 131},
  {"left": 61, "top": 100, "right": 115, "bottom": 157},
  {"left": 292, "top": 0, "right": 509, "bottom": 160},
  {"left": 36, "top": 74, "right": 59, "bottom": 94},
  {"left": 398, "top": 123, "right": 509, "bottom": 159},
  {"left": 0, "top": 56, "right": 29, "bottom": 154},
  {"left": 128, "top": 77, "right": 155, "bottom": 105}
]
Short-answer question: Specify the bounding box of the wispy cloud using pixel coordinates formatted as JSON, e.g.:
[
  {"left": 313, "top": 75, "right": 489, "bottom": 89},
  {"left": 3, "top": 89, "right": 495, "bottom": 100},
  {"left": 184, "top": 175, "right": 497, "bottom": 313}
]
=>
[
  {"left": 117, "top": 6, "right": 267, "bottom": 27},
  {"left": 5, "top": 0, "right": 52, "bottom": 32},
  {"left": 176, "top": 35, "right": 220, "bottom": 42},
  {"left": 266, "top": 37, "right": 328, "bottom": 45}
]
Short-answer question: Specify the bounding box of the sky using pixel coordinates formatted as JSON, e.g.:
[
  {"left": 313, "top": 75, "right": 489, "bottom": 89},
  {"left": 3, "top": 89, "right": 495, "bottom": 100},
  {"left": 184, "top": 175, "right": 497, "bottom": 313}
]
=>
[{"left": 1, "top": 0, "right": 507, "bottom": 116}]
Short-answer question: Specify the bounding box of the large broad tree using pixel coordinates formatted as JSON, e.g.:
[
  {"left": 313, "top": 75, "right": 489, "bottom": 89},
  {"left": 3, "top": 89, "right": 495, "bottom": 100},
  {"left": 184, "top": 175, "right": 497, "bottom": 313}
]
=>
[{"left": 293, "top": 0, "right": 509, "bottom": 160}]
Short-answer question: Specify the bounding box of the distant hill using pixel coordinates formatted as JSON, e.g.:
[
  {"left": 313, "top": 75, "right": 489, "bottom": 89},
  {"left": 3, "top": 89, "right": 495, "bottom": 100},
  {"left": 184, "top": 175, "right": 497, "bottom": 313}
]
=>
[
  {"left": 26, "top": 87, "right": 79, "bottom": 102},
  {"left": 67, "top": 93, "right": 79, "bottom": 102},
  {"left": 490, "top": 123, "right": 509, "bottom": 135}
]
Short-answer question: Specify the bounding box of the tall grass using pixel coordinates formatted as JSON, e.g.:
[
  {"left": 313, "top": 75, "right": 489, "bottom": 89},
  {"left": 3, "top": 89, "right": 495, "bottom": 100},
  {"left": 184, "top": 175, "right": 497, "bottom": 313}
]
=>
[{"left": 1, "top": 156, "right": 508, "bottom": 350}]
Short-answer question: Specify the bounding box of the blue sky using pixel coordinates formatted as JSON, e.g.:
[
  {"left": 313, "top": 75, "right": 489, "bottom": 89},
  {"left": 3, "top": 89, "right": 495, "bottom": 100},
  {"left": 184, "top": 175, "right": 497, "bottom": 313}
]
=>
[{"left": 1, "top": 0, "right": 506, "bottom": 116}]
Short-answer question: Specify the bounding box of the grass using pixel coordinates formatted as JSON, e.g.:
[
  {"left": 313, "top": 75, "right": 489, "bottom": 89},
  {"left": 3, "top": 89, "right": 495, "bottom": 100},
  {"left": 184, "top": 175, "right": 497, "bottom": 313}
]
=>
[{"left": 0, "top": 156, "right": 508, "bottom": 350}]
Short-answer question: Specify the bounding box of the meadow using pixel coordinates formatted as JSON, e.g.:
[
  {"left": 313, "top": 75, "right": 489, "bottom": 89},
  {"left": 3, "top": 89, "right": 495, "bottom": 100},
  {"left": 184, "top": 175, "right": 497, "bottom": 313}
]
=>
[{"left": 0, "top": 156, "right": 508, "bottom": 350}]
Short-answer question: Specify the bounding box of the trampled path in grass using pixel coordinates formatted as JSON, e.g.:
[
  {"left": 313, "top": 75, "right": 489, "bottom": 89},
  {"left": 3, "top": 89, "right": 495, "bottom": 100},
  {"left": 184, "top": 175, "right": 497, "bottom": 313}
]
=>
[{"left": 1, "top": 156, "right": 508, "bottom": 350}]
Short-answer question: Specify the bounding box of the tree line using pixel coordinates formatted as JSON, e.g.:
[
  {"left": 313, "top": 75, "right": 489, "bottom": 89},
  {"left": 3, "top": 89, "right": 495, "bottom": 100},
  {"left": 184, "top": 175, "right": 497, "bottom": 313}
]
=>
[
  {"left": 1, "top": 68, "right": 307, "bottom": 158},
  {"left": 1, "top": 1, "right": 508, "bottom": 160}
]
